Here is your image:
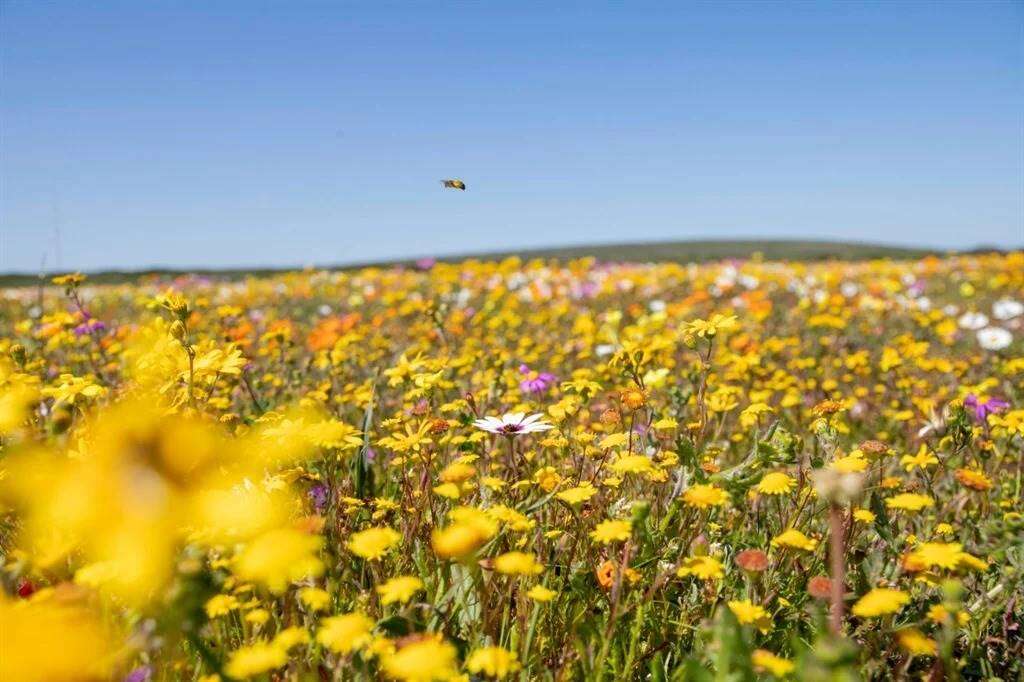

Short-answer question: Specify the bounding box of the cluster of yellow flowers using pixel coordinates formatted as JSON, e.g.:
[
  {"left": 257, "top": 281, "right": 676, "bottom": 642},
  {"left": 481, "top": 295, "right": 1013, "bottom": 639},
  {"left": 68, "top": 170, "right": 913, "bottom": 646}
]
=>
[{"left": 0, "top": 252, "right": 1021, "bottom": 680}]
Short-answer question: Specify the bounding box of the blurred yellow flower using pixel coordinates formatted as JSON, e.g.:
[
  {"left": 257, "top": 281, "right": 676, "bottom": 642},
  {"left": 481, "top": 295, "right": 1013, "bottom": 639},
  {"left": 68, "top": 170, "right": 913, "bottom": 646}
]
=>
[
  {"left": 590, "top": 519, "right": 632, "bottom": 544},
  {"left": 235, "top": 528, "right": 324, "bottom": 594},
  {"left": 316, "top": 612, "right": 374, "bottom": 654},
  {"left": 377, "top": 576, "right": 425, "bottom": 605},
  {"left": 466, "top": 646, "right": 521, "bottom": 678},
  {"left": 851, "top": 588, "right": 908, "bottom": 617},
  {"left": 347, "top": 526, "right": 402, "bottom": 560}
]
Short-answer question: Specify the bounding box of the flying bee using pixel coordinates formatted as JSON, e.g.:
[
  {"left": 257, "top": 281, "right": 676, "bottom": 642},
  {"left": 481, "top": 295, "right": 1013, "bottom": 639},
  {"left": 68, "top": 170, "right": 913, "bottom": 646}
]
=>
[{"left": 440, "top": 179, "right": 466, "bottom": 190}]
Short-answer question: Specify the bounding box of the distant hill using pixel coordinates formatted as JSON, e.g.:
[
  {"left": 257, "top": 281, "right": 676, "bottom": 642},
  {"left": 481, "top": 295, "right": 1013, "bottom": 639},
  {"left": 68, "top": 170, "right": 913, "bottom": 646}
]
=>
[{"left": 0, "top": 239, "right": 975, "bottom": 288}]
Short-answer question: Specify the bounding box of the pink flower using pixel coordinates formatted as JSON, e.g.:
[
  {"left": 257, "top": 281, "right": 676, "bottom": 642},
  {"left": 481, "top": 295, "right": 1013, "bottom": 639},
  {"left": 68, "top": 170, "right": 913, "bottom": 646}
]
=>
[{"left": 518, "top": 364, "right": 556, "bottom": 395}]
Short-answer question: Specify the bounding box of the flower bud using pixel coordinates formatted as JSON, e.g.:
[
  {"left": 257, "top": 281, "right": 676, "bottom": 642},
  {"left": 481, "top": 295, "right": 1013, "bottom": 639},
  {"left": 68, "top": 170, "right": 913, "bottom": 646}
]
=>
[
  {"left": 169, "top": 320, "right": 187, "bottom": 342},
  {"left": 9, "top": 343, "right": 26, "bottom": 366}
]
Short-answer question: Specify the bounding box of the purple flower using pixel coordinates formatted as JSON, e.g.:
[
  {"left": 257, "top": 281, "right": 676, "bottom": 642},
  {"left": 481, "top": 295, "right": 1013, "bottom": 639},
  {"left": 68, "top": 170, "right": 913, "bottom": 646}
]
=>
[
  {"left": 308, "top": 483, "right": 330, "bottom": 514},
  {"left": 518, "top": 364, "right": 556, "bottom": 395},
  {"left": 124, "top": 667, "right": 152, "bottom": 682},
  {"left": 416, "top": 257, "right": 436, "bottom": 270},
  {"left": 73, "top": 318, "right": 107, "bottom": 337},
  {"left": 963, "top": 394, "right": 1009, "bottom": 422}
]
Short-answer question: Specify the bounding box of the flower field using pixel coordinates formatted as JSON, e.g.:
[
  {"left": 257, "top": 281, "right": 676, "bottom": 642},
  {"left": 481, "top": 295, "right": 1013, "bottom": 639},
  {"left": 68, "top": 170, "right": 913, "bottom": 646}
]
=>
[{"left": 0, "top": 252, "right": 1022, "bottom": 680}]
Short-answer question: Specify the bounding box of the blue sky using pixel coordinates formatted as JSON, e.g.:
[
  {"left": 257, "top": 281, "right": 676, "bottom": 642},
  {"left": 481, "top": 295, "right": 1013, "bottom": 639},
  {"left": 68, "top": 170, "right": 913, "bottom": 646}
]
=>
[{"left": 1, "top": 1, "right": 1021, "bottom": 272}]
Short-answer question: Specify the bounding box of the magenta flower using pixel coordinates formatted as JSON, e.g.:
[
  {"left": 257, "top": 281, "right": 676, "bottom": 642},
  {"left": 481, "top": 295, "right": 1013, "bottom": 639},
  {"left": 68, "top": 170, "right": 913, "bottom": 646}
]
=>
[
  {"left": 73, "top": 318, "right": 107, "bottom": 337},
  {"left": 963, "top": 394, "right": 1009, "bottom": 422},
  {"left": 518, "top": 364, "right": 556, "bottom": 395}
]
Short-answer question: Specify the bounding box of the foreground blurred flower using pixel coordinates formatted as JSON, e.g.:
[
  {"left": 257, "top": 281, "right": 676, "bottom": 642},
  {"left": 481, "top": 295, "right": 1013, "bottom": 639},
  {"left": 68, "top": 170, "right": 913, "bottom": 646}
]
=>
[
  {"left": 381, "top": 635, "right": 458, "bottom": 681},
  {"left": 897, "top": 628, "right": 938, "bottom": 657},
  {"left": 751, "top": 649, "right": 794, "bottom": 677},
  {"left": 472, "top": 412, "right": 554, "bottom": 436},
  {"left": 234, "top": 528, "right": 324, "bottom": 594},
  {"left": 0, "top": 597, "right": 115, "bottom": 681}
]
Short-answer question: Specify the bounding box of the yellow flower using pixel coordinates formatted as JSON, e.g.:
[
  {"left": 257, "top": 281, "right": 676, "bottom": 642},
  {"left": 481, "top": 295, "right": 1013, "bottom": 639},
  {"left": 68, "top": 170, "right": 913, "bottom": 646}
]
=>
[
  {"left": 235, "top": 528, "right": 324, "bottom": 594},
  {"left": 224, "top": 641, "right": 287, "bottom": 679},
  {"left": 727, "top": 599, "right": 772, "bottom": 633},
  {"left": 525, "top": 584, "right": 557, "bottom": 602},
  {"left": 299, "top": 586, "right": 331, "bottom": 611},
  {"left": 245, "top": 608, "right": 270, "bottom": 625},
  {"left": 599, "top": 432, "right": 629, "bottom": 449},
  {"left": 897, "top": 628, "right": 937, "bottom": 657},
  {"left": 676, "top": 556, "right": 724, "bottom": 580},
  {"left": 317, "top": 612, "right": 374, "bottom": 654},
  {"left": 756, "top": 472, "right": 795, "bottom": 495},
  {"left": 686, "top": 314, "right": 738, "bottom": 338},
  {"left": 739, "top": 403, "right": 773, "bottom": 429},
  {"left": 682, "top": 484, "right": 728, "bottom": 509},
  {"left": 432, "top": 523, "right": 488, "bottom": 559},
  {"left": 771, "top": 529, "right": 818, "bottom": 552},
  {"left": 492, "top": 551, "right": 543, "bottom": 576},
  {"left": 885, "top": 493, "right": 935, "bottom": 512},
  {"left": 853, "top": 508, "right": 876, "bottom": 523},
  {"left": 381, "top": 635, "right": 458, "bottom": 681},
  {"left": 41, "top": 374, "right": 106, "bottom": 405},
  {"left": 205, "top": 594, "right": 240, "bottom": 618},
  {"left": 590, "top": 519, "right": 632, "bottom": 544},
  {"left": 610, "top": 454, "right": 656, "bottom": 475},
  {"left": 830, "top": 452, "right": 868, "bottom": 473},
  {"left": 272, "top": 626, "right": 310, "bottom": 651},
  {"left": 851, "top": 588, "right": 909, "bottom": 617},
  {"left": 556, "top": 483, "right": 598, "bottom": 505},
  {"left": 954, "top": 468, "right": 993, "bottom": 491},
  {"left": 751, "top": 649, "right": 794, "bottom": 676},
  {"left": 432, "top": 482, "right": 461, "bottom": 500},
  {"left": 900, "top": 444, "right": 938, "bottom": 472},
  {"left": 0, "top": 599, "right": 113, "bottom": 681},
  {"left": 377, "top": 576, "right": 425, "bottom": 605},
  {"left": 926, "top": 603, "right": 969, "bottom": 626},
  {"left": 466, "top": 646, "right": 522, "bottom": 678},
  {"left": 533, "top": 466, "right": 562, "bottom": 491},
  {"left": 905, "top": 542, "right": 964, "bottom": 570},
  {"left": 347, "top": 526, "right": 402, "bottom": 560}
]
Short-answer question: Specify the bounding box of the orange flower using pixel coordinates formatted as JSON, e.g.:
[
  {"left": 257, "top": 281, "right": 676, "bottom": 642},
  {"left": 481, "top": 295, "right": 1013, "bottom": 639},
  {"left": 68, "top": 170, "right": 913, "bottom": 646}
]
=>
[
  {"left": 595, "top": 560, "right": 639, "bottom": 589},
  {"left": 954, "top": 468, "right": 992, "bottom": 491}
]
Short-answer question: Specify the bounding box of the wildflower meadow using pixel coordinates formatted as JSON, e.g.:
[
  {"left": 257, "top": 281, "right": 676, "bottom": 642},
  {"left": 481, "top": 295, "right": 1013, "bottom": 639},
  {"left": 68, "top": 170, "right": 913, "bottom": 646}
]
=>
[{"left": 0, "top": 252, "right": 1022, "bottom": 681}]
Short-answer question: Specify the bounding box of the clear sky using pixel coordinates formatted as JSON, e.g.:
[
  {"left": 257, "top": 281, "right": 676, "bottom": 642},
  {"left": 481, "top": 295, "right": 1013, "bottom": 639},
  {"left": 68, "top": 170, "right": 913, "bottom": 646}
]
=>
[{"left": 1, "top": 1, "right": 1022, "bottom": 272}]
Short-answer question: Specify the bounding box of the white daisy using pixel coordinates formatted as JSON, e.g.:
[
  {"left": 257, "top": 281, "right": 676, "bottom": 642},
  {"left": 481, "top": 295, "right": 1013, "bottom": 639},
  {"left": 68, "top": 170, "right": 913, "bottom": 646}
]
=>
[
  {"left": 977, "top": 326, "right": 1013, "bottom": 351},
  {"left": 472, "top": 412, "right": 554, "bottom": 436},
  {"left": 958, "top": 311, "right": 989, "bottom": 330},
  {"left": 993, "top": 298, "right": 1023, "bottom": 321}
]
